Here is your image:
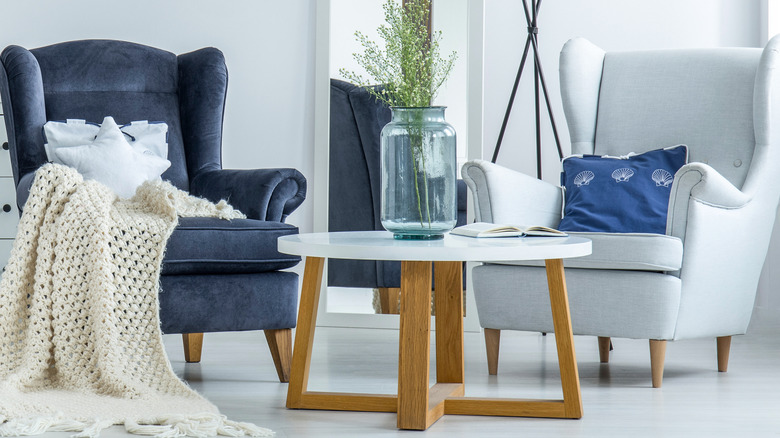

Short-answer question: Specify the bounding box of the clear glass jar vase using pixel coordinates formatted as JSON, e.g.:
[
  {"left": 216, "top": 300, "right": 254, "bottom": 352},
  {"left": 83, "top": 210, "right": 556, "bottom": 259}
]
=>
[{"left": 380, "top": 107, "right": 457, "bottom": 239}]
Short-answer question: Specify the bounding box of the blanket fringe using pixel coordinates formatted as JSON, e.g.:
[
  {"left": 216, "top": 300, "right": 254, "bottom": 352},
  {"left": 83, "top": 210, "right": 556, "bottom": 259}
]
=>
[
  {"left": 73, "top": 419, "right": 115, "bottom": 438},
  {"left": 125, "top": 414, "right": 274, "bottom": 438},
  {"left": 0, "top": 413, "right": 90, "bottom": 436},
  {"left": 0, "top": 413, "right": 273, "bottom": 438}
]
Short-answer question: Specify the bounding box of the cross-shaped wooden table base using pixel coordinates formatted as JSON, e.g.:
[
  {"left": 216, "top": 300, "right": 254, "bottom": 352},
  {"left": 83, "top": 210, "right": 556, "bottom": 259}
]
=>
[{"left": 281, "top": 232, "right": 588, "bottom": 430}]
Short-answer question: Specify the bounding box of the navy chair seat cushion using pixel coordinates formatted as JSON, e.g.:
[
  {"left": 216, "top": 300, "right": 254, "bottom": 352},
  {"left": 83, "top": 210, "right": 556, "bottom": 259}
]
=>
[
  {"left": 159, "top": 271, "right": 299, "bottom": 334},
  {"left": 162, "top": 217, "right": 300, "bottom": 275}
]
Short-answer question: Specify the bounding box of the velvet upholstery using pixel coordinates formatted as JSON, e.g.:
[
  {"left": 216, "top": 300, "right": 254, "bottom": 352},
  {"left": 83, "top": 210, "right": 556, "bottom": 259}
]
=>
[
  {"left": 159, "top": 272, "right": 298, "bottom": 334},
  {"left": 328, "top": 79, "right": 467, "bottom": 288},
  {"left": 191, "top": 168, "right": 306, "bottom": 222},
  {"left": 163, "top": 217, "right": 300, "bottom": 275},
  {"left": 0, "top": 40, "right": 306, "bottom": 336},
  {"left": 3, "top": 41, "right": 190, "bottom": 189}
]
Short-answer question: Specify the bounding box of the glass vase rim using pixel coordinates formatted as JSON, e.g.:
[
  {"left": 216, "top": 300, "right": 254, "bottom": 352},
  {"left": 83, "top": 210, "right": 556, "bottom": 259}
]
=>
[{"left": 389, "top": 105, "right": 447, "bottom": 110}]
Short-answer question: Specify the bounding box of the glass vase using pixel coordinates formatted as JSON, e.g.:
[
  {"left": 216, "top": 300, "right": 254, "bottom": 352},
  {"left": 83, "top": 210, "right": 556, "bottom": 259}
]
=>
[{"left": 380, "top": 107, "right": 457, "bottom": 239}]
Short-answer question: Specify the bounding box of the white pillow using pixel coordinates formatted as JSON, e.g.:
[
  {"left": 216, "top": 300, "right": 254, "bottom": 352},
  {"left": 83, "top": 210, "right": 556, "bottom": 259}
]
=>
[
  {"left": 54, "top": 116, "right": 171, "bottom": 199},
  {"left": 43, "top": 119, "right": 99, "bottom": 163},
  {"left": 119, "top": 120, "right": 169, "bottom": 159},
  {"left": 43, "top": 118, "right": 169, "bottom": 163}
]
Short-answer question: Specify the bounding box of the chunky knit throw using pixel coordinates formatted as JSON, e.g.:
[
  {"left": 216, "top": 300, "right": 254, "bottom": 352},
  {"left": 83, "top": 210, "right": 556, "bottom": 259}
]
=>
[{"left": 0, "top": 164, "right": 272, "bottom": 437}]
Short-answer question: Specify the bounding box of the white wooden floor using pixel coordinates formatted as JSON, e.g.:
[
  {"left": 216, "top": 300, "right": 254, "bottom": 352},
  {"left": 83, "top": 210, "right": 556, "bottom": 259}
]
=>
[{"left": 44, "top": 312, "right": 780, "bottom": 437}]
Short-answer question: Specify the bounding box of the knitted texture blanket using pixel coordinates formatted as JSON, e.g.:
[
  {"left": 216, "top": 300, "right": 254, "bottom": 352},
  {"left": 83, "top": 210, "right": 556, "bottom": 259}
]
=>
[{"left": 0, "top": 164, "right": 272, "bottom": 437}]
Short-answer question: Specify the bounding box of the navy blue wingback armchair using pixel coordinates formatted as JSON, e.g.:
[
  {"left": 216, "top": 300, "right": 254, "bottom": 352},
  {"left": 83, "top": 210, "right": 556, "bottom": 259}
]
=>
[
  {"left": 0, "top": 40, "right": 306, "bottom": 382},
  {"left": 329, "top": 79, "right": 466, "bottom": 313}
]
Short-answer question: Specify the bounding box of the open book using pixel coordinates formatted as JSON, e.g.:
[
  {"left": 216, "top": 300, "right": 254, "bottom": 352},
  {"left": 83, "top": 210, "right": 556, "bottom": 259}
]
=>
[{"left": 450, "top": 222, "right": 568, "bottom": 238}]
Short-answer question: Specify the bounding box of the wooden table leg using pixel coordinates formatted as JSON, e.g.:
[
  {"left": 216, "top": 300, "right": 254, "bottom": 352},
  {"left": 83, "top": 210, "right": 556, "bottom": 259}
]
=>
[
  {"left": 434, "top": 261, "right": 465, "bottom": 385},
  {"left": 544, "top": 258, "right": 583, "bottom": 418},
  {"left": 397, "top": 260, "right": 433, "bottom": 430},
  {"left": 286, "top": 256, "right": 325, "bottom": 408},
  {"left": 444, "top": 258, "right": 582, "bottom": 420},
  {"left": 396, "top": 261, "right": 465, "bottom": 430},
  {"left": 286, "top": 256, "right": 400, "bottom": 413}
]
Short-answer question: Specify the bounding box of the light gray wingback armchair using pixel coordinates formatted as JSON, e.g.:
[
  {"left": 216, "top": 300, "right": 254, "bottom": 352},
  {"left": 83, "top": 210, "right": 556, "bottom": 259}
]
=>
[{"left": 462, "top": 36, "right": 780, "bottom": 388}]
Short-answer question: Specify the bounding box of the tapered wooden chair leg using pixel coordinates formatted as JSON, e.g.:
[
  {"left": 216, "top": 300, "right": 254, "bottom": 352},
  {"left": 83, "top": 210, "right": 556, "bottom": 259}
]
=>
[
  {"left": 484, "top": 328, "right": 500, "bottom": 375},
  {"left": 266, "top": 328, "right": 293, "bottom": 382},
  {"left": 182, "top": 333, "right": 204, "bottom": 363},
  {"left": 598, "top": 337, "right": 611, "bottom": 363},
  {"left": 649, "top": 340, "right": 667, "bottom": 388},
  {"left": 717, "top": 336, "right": 731, "bottom": 372}
]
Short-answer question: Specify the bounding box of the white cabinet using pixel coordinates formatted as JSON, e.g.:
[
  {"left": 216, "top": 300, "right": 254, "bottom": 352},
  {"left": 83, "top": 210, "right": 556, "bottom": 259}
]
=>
[{"left": 0, "top": 97, "right": 19, "bottom": 267}]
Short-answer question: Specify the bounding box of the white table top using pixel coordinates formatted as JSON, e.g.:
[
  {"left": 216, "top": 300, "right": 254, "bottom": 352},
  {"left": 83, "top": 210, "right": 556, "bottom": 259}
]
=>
[{"left": 278, "top": 231, "right": 591, "bottom": 262}]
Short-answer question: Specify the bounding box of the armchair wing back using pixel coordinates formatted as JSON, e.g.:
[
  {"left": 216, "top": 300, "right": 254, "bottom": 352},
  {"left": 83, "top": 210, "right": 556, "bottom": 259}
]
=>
[
  {"left": 561, "top": 38, "right": 762, "bottom": 189},
  {"left": 2, "top": 40, "right": 195, "bottom": 189},
  {"left": 328, "top": 79, "right": 397, "bottom": 288}
]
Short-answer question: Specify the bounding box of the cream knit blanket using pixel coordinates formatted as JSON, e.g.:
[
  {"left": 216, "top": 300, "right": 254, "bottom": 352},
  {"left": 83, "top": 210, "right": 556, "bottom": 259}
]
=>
[{"left": 0, "top": 164, "right": 272, "bottom": 437}]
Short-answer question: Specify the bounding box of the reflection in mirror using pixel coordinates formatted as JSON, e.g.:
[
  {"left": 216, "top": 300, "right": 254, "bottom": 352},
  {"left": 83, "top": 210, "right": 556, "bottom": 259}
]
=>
[
  {"left": 325, "top": 0, "right": 470, "bottom": 317},
  {"left": 331, "top": 0, "right": 469, "bottom": 166}
]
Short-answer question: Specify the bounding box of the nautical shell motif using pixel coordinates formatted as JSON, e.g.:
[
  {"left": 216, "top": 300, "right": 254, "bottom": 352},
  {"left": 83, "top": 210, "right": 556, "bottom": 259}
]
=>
[
  {"left": 651, "top": 169, "right": 674, "bottom": 187},
  {"left": 573, "top": 170, "right": 595, "bottom": 187},
  {"left": 611, "top": 168, "right": 634, "bottom": 182}
]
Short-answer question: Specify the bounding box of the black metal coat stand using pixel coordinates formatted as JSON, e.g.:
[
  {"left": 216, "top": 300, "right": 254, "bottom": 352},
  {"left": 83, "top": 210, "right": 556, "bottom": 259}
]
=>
[{"left": 491, "top": 0, "right": 563, "bottom": 179}]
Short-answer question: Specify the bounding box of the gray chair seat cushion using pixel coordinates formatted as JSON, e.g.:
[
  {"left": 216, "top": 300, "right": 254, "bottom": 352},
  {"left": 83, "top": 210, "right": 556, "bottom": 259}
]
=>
[
  {"left": 162, "top": 217, "right": 300, "bottom": 275},
  {"left": 494, "top": 232, "right": 683, "bottom": 271}
]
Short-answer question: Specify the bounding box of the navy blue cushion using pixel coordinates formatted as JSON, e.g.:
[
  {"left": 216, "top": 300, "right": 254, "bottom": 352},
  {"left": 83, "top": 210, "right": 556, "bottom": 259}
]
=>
[
  {"left": 162, "top": 217, "right": 300, "bottom": 275},
  {"left": 558, "top": 145, "right": 688, "bottom": 234}
]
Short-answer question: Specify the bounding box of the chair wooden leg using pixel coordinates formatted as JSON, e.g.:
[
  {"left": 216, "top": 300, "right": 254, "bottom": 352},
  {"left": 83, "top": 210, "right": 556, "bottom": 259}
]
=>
[
  {"left": 717, "top": 336, "right": 731, "bottom": 372},
  {"left": 378, "top": 287, "right": 401, "bottom": 314},
  {"left": 598, "top": 336, "right": 611, "bottom": 363},
  {"left": 484, "top": 328, "right": 500, "bottom": 375},
  {"left": 265, "top": 328, "right": 293, "bottom": 382},
  {"left": 649, "top": 339, "right": 667, "bottom": 388},
  {"left": 182, "top": 333, "right": 204, "bottom": 363}
]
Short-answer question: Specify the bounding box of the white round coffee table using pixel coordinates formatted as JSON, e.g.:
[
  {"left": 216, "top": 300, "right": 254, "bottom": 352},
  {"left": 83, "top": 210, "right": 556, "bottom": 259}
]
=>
[{"left": 279, "top": 231, "right": 591, "bottom": 431}]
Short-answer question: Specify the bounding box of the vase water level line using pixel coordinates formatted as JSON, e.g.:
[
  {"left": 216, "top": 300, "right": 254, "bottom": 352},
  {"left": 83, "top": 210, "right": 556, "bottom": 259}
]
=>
[{"left": 380, "top": 107, "right": 457, "bottom": 239}]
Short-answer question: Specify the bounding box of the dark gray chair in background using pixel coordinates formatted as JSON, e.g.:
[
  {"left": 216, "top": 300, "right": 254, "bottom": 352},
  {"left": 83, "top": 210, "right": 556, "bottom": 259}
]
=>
[
  {"left": 329, "top": 79, "right": 467, "bottom": 313},
  {"left": 0, "top": 40, "right": 306, "bottom": 382}
]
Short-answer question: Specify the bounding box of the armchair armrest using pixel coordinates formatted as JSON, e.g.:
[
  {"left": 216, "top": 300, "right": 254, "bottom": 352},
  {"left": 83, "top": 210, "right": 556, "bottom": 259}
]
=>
[
  {"left": 667, "top": 162, "right": 751, "bottom": 239},
  {"left": 190, "top": 168, "right": 306, "bottom": 222},
  {"left": 461, "top": 159, "right": 563, "bottom": 227}
]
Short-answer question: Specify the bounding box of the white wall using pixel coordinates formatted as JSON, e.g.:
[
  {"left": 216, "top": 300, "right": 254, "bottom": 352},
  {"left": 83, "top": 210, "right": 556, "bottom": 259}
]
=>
[{"left": 0, "top": 0, "right": 317, "bottom": 232}]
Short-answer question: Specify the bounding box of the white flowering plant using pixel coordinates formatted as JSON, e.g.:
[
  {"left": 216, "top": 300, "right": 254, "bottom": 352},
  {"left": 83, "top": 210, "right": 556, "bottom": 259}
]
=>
[{"left": 339, "top": 0, "right": 457, "bottom": 108}]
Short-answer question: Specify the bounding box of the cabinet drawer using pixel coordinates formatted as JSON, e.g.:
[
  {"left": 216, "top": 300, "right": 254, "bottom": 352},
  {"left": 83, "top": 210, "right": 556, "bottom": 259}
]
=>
[
  {"left": 0, "top": 239, "right": 12, "bottom": 268},
  {"left": 0, "top": 177, "right": 18, "bottom": 239}
]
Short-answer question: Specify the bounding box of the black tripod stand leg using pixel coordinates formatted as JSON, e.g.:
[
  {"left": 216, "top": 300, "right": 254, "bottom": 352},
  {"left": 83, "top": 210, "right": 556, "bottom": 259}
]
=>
[
  {"left": 492, "top": 35, "right": 533, "bottom": 163},
  {"left": 492, "top": 0, "right": 561, "bottom": 168},
  {"left": 534, "top": 55, "right": 542, "bottom": 178},
  {"left": 530, "top": 35, "right": 563, "bottom": 160}
]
